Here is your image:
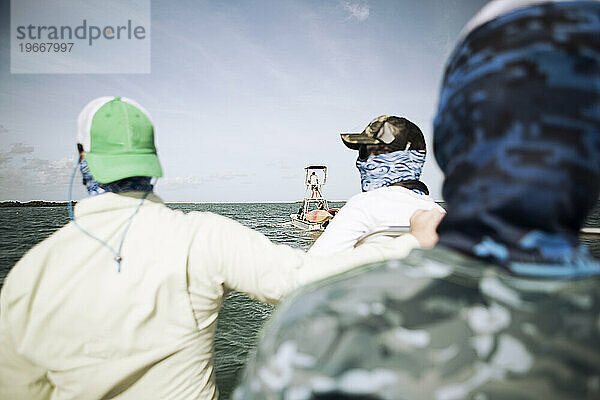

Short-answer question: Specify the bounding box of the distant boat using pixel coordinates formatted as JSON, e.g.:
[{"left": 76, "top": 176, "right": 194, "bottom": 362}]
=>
[{"left": 290, "top": 165, "right": 339, "bottom": 231}]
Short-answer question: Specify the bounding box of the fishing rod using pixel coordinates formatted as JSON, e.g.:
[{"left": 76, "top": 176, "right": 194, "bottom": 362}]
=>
[{"left": 355, "top": 227, "right": 600, "bottom": 248}]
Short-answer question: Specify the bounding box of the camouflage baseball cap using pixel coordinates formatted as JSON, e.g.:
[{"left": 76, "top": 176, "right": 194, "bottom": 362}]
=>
[{"left": 340, "top": 115, "right": 426, "bottom": 152}]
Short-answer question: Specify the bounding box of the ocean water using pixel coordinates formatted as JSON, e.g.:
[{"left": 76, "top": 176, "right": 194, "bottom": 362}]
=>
[
  {"left": 1, "top": 200, "right": 599, "bottom": 399},
  {"left": 0, "top": 201, "right": 343, "bottom": 399}
]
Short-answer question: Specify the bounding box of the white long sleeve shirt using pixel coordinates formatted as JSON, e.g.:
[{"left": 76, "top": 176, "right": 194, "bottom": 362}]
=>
[
  {"left": 309, "top": 186, "right": 444, "bottom": 255},
  {"left": 0, "top": 192, "right": 420, "bottom": 400}
]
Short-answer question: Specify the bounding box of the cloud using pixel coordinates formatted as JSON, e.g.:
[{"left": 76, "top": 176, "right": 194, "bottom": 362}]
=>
[
  {"left": 10, "top": 142, "right": 34, "bottom": 154},
  {"left": 281, "top": 173, "right": 299, "bottom": 181},
  {"left": 0, "top": 142, "right": 35, "bottom": 168},
  {"left": 266, "top": 160, "right": 292, "bottom": 170},
  {"left": 0, "top": 153, "right": 10, "bottom": 166},
  {"left": 343, "top": 1, "right": 370, "bottom": 22},
  {"left": 0, "top": 155, "right": 77, "bottom": 194},
  {"left": 160, "top": 175, "right": 204, "bottom": 186},
  {"left": 156, "top": 172, "right": 254, "bottom": 191}
]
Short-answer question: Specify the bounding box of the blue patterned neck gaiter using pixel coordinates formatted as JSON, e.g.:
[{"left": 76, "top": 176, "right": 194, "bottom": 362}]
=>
[
  {"left": 80, "top": 158, "right": 153, "bottom": 196},
  {"left": 434, "top": 1, "right": 600, "bottom": 276},
  {"left": 356, "top": 150, "right": 426, "bottom": 193},
  {"left": 98, "top": 177, "right": 153, "bottom": 194},
  {"left": 80, "top": 159, "right": 105, "bottom": 196}
]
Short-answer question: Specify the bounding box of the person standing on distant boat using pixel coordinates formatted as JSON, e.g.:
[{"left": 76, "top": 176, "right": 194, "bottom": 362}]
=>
[
  {"left": 309, "top": 171, "right": 319, "bottom": 198},
  {"left": 308, "top": 115, "right": 445, "bottom": 255},
  {"left": 0, "top": 96, "right": 443, "bottom": 400}
]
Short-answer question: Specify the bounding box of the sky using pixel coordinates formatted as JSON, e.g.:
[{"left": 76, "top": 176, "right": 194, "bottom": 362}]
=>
[{"left": 0, "top": 0, "right": 490, "bottom": 202}]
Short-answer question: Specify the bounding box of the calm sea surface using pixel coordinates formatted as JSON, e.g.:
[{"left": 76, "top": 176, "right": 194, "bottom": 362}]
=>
[
  {"left": 1, "top": 201, "right": 600, "bottom": 399},
  {"left": 0, "top": 202, "right": 343, "bottom": 399}
]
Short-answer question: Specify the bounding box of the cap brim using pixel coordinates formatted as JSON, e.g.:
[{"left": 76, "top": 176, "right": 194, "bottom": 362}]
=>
[
  {"left": 340, "top": 133, "right": 382, "bottom": 150},
  {"left": 86, "top": 152, "right": 163, "bottom": 184}
]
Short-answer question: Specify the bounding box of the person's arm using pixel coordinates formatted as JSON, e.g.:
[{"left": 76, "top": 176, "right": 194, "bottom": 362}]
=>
[
  {"left": 188, "top": 209, "right": 441, "bottom": 304},
  {"left": 188, "top": 212, "right": 417, "bottom": 304},
  {"left": 308, "top": 203, "right": 372, "bottom": 255},
  {"left": 0, "top": 285, "right": 53, "bottom": 400}
]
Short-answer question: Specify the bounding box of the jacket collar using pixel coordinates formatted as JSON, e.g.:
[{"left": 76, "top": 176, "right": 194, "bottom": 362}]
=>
[{"left": 74, "top": 192, "right": 164, "bottom": 218}]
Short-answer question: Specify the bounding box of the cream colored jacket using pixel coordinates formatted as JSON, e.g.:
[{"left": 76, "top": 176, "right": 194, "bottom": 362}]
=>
[{"left": 0, "top": 192, "right": 419, "bottom": 400}]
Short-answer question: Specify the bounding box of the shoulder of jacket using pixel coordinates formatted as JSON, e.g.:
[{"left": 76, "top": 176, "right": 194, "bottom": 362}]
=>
[
  {"left": 184, "top": 211, "right": 249, "bottom": 236},
  {"left": 345, "top": 190, "right": 382, "bottom": 205}
]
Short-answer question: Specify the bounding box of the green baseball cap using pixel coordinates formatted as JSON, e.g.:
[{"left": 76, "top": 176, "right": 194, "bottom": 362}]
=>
[{"left": 77, "top": 96, "right": 163, "bottom": 183}]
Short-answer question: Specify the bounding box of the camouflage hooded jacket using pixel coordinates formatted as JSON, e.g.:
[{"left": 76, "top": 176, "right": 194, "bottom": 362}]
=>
[{"left": 234, "top": 246, "right": 600, "bottom": 400}]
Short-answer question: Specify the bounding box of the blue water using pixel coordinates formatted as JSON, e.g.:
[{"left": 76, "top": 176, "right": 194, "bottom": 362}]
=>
[
  {"left": 0, "top": 202, "right": 342, "bottom": 399},
  {"left": 1, "top": 200, "right": 599, "bottom": 399}
]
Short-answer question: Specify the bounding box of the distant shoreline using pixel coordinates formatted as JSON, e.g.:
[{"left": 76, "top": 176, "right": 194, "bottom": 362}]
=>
[
  {"left": 0, "top": 201, "right": 73, "bottom": 208},
  {"left": 0, "top": 200, "right": 331, "bottom": 207},
  {"left": 0, "top": 200, "right": 340, "bottom": 207},
  {"left": 0, "top": 200, "right": 447, "bottom": 208}
]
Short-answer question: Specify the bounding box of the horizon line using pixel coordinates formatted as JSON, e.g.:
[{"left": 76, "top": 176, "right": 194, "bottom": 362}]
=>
[{"left": 0, "top": 198, "right": 446, "bottom": 204}]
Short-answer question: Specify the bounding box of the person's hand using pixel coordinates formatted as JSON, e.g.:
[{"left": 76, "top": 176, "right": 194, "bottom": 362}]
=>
[{"left": 409, "top": 209, "right": 445, "bottom": 249}]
